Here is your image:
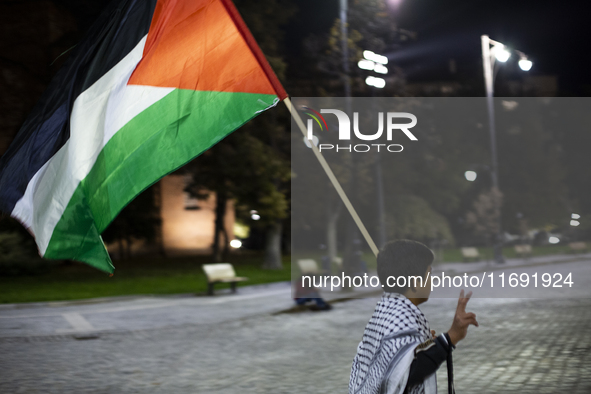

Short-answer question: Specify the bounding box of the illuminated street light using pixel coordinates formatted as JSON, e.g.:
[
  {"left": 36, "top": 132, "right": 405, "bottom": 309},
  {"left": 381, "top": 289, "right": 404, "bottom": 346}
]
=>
[
  {"left": 570, "top": 220, "right": 581, "bottom": 227},
  {"left": 518, "top": 58, "right": 533, "bottom": 71},
  {"left": 464, "top": 171, "right": 477, "bottom": 182},
  {"left": 516, "top": 50, "right": 533, "bottom": 71},
  {"left": 359, "top": 49, "right": 388, "bottom": 248},
  {"left": 572, "top": 213, "right": 581, "bottom": 219},
  {"left": 482, "top": 35, "right": 533, "bottom": 264},
  {"left": 494, "top": 45, "right": 511, "bottom": 62},
  {"left": 365, "top": 76, "right": 385, "bottom": 88},
  {"left": 363, "top": 50, "right": 388, "bottom": 65},
  {"left": 359, "top": 50, "right": 388, "bottom": 88},
  {"left": 358, "top": 59, "right": 375, "bottom": 71},
  {"left": 303, "top": 134, "right": 319, "bottom": 148},
  {"left": 230, "top": 239, "right": 242, "bottom": 248},
  {"left": 549, "top": 236, "right": 560, "bottom": 244},
  {"left": 250, "top": 210, "right": 260, "bottom": 220},
  {"left": 374, "top": 64, "right": 388, "bottom": 74}
]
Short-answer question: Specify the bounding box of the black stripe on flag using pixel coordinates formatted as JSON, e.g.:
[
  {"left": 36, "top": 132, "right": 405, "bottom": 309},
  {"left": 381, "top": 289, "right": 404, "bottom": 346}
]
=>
[{"left": 0, "top": 0, "right": 157, "bottom": 214}]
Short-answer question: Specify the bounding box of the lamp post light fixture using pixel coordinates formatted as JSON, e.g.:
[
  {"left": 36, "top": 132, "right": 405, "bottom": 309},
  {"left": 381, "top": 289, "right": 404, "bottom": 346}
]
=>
[
  {"left": 464, "top": 170, "right": 478, "bottom": 182},
  {"left": 515, "top": 50, "right": 533, "bottom": 71},
  {"left": 374, "top": 64, "right": 388, "bottom": 75},
  {"left": 481, "top": 35, "right": 533, "bottom": 264},
  {"left": 365, "top": 76, "right": 386, "bottom": 88},
  {"left": 493, "top": 44, "right": 511, "bottom": 62},
  {"left": 357, "top": 49, "right": 389, "bottom": 248},
  {"left": 363, "top": 50, "right": 388, "bottom": 65},
  {"left": 358, "top": 59, "right": 375, "bottom": 71},
  {"left": 303, "top": 134, "right": 319, "bottom": 148},
  {"left": 359, "top": 50, "right": 388, "bottom": 89},
  {"left": 549, "top": 236, "right": 560, "bottom": 244},
  {"left": 250, "top": 210, "right": 260, "bottom": 221}
]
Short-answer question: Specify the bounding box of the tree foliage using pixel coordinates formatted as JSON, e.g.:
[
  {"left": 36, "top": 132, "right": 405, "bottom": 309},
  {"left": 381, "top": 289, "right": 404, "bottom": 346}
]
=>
[
  {"left": 101, "top": 184, "right": 162, "bottom": 260},
  {"left": 302, "top": 0, "right": 410, "bottom": 97},
  {"left": 465, "top": 188, "right": 503, "bottom": 246},
  {"left": 183, "top": 0, "right": 295, "bottom": 266},
  {"left": 0, "top": 216, "right": 48, "bottom": 275}
]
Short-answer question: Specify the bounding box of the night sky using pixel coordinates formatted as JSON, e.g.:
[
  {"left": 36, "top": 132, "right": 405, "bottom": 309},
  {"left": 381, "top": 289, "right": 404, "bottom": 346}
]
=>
[{"left": 286, "top": 0, "right": 591, "bottom": 94}]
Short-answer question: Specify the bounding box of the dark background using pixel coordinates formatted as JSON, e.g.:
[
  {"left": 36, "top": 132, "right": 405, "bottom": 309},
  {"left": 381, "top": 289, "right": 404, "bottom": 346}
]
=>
[{"left": 285, "top": 0, "right": 591, "bottom": 94}]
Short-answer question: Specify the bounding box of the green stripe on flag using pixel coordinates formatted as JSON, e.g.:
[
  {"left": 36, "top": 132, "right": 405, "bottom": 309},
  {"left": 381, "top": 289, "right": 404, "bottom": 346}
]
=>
[{"left": 44, "top": 89, "right": 278, "bottom": 273}]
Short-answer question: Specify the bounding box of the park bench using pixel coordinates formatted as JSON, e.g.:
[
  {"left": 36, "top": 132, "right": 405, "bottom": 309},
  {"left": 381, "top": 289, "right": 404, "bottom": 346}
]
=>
[
  {"left": 461, "top": 247, "right": 480, "bottom": 262},
  {"left": 333, "top": 256, "right": 343, "bottom": 269},
  {"left": 514, "top": 244, "right": 532, "bottom": 258},
  {"left": 297, "top": 259, "right": 320, "bottom": 275},
  {"left": 569, "top": 242, "right": 588, "bottom": 253},
  {"left": 202, "top": 263, "right": 248, "bottom": 296}
]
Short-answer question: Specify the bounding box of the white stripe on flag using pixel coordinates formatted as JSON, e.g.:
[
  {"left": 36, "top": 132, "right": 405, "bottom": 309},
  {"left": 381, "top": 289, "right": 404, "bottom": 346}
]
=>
[{"left": 12, "top": 35, "right": 174, "bottom": 254}]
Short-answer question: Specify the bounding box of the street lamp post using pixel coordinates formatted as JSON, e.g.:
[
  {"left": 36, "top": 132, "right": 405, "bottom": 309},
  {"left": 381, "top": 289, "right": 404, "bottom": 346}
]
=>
[
  {"left": 337, "top": 0, "right": 363, "bottom": 282},
  {"left": 340, "top": 0, "right": 351, "bottom": 98},
  {"left": 358, "top": 50, "right": 388, "bottom": 249},
  {"left": 481, "top": 35, "right": 532, "bottom": 264}
]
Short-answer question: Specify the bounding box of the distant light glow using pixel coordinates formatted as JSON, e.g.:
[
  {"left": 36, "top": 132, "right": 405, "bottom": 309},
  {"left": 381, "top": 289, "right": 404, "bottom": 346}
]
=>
[
  {"left": 570, "top": 220, "right": 580, "bottom": 227},
  {"left": 549, "top": 236, "right": 560, "bottom": 244},
  {"left": 518, "top": 59, "right": 533, "bottom": 71},
  {"left": 374, "top": 64, "right": 388, "bottom": 74},
  {"left": 365, "top": 76, "right": 386, "bottom": 88},
  {"left": 494, "top": 46, "right": 511, "bottom": 62},
  {"left": 387, "top": 0, "right": 403, "bottom": 7},
  {"left": 363, "top": 50, "right": 388, "bottom": 65},
  {"left": 303, "top": 135, "right": 319, "bottom": 148},
  {"left": 464, "top": 171, "right": 477, "bottom": 182},
  {"left": 230, "top": 239, "right": 242, "bottom": 248},
  {"left": 358, "top": 59, "right": 375, "bottom": 71},
  {"left": 572, "top": 213, "right": 580, "bottom": 219},
  {"left": 502, "top": 100, "right": 519, "bottom": 111},
  {"left": 251, "top": 214, "right": 260, "bottom": 221}
]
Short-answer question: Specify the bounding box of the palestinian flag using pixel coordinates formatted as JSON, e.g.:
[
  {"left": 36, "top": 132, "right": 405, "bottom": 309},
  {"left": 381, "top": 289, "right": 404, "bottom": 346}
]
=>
[{"left": 0, "top": 0, "right": 287, "bottom": 273}]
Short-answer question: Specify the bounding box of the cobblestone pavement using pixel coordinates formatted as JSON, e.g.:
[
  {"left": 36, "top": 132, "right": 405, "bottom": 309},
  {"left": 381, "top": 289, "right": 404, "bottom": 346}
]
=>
[{"left": 1, "top": 259, "right": 590, "bottom": 393}]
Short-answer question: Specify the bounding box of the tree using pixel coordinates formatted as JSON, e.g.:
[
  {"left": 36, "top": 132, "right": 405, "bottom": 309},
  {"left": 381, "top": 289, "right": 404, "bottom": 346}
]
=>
[
  {"left": 301, "top": 0, "right": 411, "bottom": 97},
  {"left": 465, "top": 188, "right": 503, "bottom": 247},
  {"left": 293, "top": 1, "right": 413, "bottom": 278},
  {"left": 183, "top": 0, "right": 295, "bottom": 267},
  {"left": 493, "top": 99, "right": 568, "bottom": 233},
  {"left": 184, "top": 124, "right": 290, "bottom": 265},
  {"left": 0, "top": 1, "right": 79, "bottom": 154},
  {"left": 101, "top": 184, "right": 162, "bottom": 260},
  {"left": 386, "top": 195, "right": 454, "bottom": 244},
  {"left": 0, "top": 216, "right": 48, "bottom": 275}
]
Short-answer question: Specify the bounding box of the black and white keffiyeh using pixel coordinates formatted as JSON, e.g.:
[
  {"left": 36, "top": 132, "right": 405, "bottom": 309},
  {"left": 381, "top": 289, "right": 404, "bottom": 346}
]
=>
[{"left": 349, "top": 293, "right": 436, "bottom": 394}]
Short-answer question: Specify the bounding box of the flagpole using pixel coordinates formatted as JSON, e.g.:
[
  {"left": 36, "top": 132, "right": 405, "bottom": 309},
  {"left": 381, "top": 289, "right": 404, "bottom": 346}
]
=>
[{"left": 284, "top": 97, "right": 379, "bottom": 257}]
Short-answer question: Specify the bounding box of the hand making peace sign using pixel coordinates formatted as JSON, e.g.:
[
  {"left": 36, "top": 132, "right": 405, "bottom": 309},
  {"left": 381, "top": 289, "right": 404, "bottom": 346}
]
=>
[{"left": 447, "top": 290, "right": 479, "bottom": 346}]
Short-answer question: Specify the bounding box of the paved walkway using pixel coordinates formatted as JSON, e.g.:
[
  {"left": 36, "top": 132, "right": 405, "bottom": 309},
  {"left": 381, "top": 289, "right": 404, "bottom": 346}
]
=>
[
  {"left": 433, "top": 252, "right": 591, "bottom": 274},
  {"left": 0, "top": 282, "right": 293, "bottom": 339},
  {"left": 0, "top": 255, "right": 590, "bottom": 393}
]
